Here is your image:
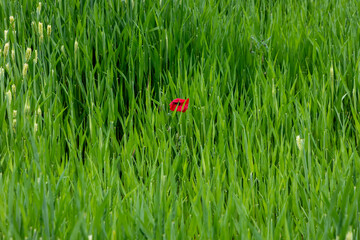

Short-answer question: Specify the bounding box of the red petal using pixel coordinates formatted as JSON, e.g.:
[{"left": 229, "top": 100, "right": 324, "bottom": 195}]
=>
[
  {"left": 169, "top": 98, "right": 189, "bottom": 112},
  {"left": 181, "top": 98, "right": 189, "bottom": 112},
  {"left": 170, "top": 98, "right": 185, "bottom": 105}
]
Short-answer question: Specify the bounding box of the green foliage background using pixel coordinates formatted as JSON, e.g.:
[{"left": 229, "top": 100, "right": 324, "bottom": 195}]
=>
[{"left": 0, "top": 0, "right": 360, "bottom": 239}]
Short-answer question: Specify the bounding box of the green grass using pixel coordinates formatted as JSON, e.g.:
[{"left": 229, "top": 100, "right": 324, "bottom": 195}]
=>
[{"left": 1, "top": 0, "right": 360, "bottom": 239}]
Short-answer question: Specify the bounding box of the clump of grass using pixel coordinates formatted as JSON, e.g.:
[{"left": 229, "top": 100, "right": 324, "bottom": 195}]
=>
[{"left": 0, "top": 0, "right": 359, "bottom": 239}]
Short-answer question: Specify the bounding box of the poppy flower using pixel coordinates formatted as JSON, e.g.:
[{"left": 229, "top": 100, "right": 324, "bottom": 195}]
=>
[{"left": 169, "top": 98, "right": 189, "bottom": 112}]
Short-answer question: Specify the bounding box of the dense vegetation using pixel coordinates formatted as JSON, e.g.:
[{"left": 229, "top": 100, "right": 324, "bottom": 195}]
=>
[{"left": 0, "top": 0, "right": 359, "bottom": 239}]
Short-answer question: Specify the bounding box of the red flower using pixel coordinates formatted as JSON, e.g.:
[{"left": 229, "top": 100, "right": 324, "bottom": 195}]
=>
[{"left": 169, "top": 98, "right": 189, "bottom": 112}]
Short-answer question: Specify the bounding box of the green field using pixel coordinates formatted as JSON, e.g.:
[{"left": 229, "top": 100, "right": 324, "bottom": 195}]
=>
[{"left": 1, "top": 0, "right": 360, "bottom": 239}]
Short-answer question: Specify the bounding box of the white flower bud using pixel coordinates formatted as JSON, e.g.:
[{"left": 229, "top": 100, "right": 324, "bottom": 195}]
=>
[
  {"left": 296, "top": 135, "right": 304, "bottom": 151},
  {"left": 38, "top": 22, "right": 43, "bottom": 42},
  {"left": 47, "top": 25, "right": 51, "bottom": 36},
  {"left": 12, "top": 119, "right": 17, "bottom": 133},
  {"left": 3, "top": 42, "right": 10, "bottom": 57},
  {"left": 24, "top": 101, "right": 30, "bottom": 113},
  {"left": 9, "top": 16, "right": 15, "bottom": 29},
  {"left": 346, "top": 231, "right": 353, "bottom": 240},
  {"left": 22, "top": 63, "right": 29, "bottom": 77},
  {"left": 74, "top": 40, "right": 78, "bottom": 54},
  {"left": 11, "top": 84, "right": 16, "bottom": 95},
  {"left": 13, "top": 110, "right": 17, "bottom": 118},
  {"left": 25, "top": 48, "right": 32, "bottom": 62},
  {"left": 11, "top": 49, "right": 15, "bottom": 61},
  {"left": 33, "top": 50, "right": 38, "bottom": 63},
  {"left": 38, "top": 22, "right": 43, "bottom": 35},
  {"left": 4, "top": 30, "right": 8, "bottom": 41},
  {"left": 5, "top": 90, "right": 12, "bottom": 104},
  {"left": 37, "top": 2, "right": 42, "bottom": 15}
]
